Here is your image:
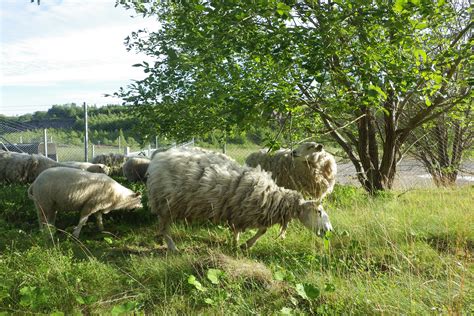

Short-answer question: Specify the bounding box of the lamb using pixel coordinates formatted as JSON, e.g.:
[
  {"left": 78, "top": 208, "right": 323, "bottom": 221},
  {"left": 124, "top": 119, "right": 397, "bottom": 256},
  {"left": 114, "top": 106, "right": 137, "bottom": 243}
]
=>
[
  {"left": 245, "top": 142, "right": 337, "bottom": 201},
  {"left": 92, "top": 153, "right": 127, "bottom": 176},
  {"left": 147, "top": 147, "right": 333, "bottom": 251},
  {"left": 122, "top": 157, "right": 150, "bottom": 182},
  {"left": 0, "top": 151, "right": 61, "bottom": 184},
  {"left": 28, "top": 167, "right": 143, "bottom": 238},
  {"left": 60, "top": 161, "right": 110, "bottom": 174}
]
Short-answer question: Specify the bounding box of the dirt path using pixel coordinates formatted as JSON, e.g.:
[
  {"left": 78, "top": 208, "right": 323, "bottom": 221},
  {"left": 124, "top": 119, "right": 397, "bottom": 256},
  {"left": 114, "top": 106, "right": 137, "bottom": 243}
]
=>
[{"left": 336, "top": 158, "right": 474, "bottom": 189}]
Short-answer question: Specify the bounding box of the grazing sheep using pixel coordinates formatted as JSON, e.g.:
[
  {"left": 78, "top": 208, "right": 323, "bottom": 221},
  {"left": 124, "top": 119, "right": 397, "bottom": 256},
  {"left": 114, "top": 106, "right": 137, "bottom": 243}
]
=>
[
  {"left": 245, "top": 142, "right": 337, "bottom": 201},
  {"left": 147, "top": 147, "right": 332, "bottom": 251},
  {"left": 122, "top": 157, "right": 150, "bottom": 182},
  {"left": 61, "top": 161, "right": 110, "bottom": 174},
  {"left": 28, "top": 167, "right": 143, "bottom": 238},
  {"left": 0, "top": 151, "right": 61, "bottom": 184},
  {"left": 92, "top": 153, "right": 127, "bottom": 176}
]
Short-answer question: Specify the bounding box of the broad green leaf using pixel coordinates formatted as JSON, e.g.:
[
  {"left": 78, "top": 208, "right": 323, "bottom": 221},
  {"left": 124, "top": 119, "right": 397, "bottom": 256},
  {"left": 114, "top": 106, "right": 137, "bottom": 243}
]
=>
[
  {"left": 188, "top": 275, "right": 206, "bottom": 291},
  {"left": 295, "top": 283, "right": 320, "bottom": 300},
  {"left": 206, "top": 268, "right": 224, "bottom": 285}
]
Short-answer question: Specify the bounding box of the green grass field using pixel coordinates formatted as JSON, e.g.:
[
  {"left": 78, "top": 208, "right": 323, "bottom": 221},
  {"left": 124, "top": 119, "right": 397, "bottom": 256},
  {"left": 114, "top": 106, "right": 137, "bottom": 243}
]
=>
[{"left": 0, "top": 180, "right": 472, "bottom": 314}]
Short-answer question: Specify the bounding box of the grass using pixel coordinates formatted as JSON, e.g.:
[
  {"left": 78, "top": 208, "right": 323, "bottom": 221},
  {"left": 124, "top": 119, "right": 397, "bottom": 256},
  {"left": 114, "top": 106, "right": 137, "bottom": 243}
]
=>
[{"left": 0, "top": 181, "right": 472, "bottom": 314}]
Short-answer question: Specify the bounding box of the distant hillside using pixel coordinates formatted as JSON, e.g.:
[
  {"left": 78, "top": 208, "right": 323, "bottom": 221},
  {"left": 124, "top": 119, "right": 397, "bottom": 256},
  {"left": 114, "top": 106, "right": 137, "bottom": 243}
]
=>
[{"left": 1, "top": 104, "right": 145, "bottom": 146}]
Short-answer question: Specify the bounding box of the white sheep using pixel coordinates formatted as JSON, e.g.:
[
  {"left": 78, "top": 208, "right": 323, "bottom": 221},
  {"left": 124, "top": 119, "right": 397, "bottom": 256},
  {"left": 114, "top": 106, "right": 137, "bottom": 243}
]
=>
[
  {"left": 28, "top": 167, "right": 143, "bottom": 238},
  {"left": 245, "top": 142, "right": 337, "bottom": 201},
  {"left": 0, "top": 151, "right": 61, "bottom": 184},
  {"left": 122, "top": 157, "right": 150, "bottom": 182},
  {"left": 147, "top": 147, "right": 332, "bottom": 251},
  {"left": 92, "top": 153, "right": 127, "bottom": 176},
  {"left": 61, "top": 161, "right": 110, "bottom": 174}
]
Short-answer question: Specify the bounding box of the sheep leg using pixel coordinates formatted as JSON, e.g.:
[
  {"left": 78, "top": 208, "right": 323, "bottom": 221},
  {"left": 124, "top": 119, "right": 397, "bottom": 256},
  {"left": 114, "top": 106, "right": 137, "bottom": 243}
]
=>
[
  {"left": 95, "top": 212, "right": 104, "bottom": 231},
  {"left": 73, "top": 213, "right": 91, "bottom": 238},
  {"left": 36, "top": 202, "right": 55, "bottom": 229},
  {"left": 158, "top": 217, "right": 178, "bottom": 252},
  {"left": 233, "top": 230, "right": 241, "bottom": 248},
  {"left": 241, "top": 227, "right": 267, "bottom": 250}
]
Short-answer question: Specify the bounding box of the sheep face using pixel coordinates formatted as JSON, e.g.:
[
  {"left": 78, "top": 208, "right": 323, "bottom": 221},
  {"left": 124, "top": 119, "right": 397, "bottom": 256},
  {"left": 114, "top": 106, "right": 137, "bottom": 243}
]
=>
[
  {"left": 297, "top": 201, "right": 333, "bottom": 237},
  {"left": 291, "top": 142, "right": 324, "bottom": 158}
]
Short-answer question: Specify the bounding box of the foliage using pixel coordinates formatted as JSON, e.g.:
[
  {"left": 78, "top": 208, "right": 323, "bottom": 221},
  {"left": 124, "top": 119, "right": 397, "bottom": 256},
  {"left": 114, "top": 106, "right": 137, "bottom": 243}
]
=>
[{"left": 117, "top": 0, "right": 472, "bottom": 193}]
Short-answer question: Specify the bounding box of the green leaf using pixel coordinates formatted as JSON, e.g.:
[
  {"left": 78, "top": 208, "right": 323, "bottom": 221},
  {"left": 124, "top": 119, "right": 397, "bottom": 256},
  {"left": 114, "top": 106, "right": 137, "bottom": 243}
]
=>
[
  {"left": 276, "top": 2, "right": 291, "bottom": 16},
  {"left": 188, "top": 275, "right": 206, "bottom": 291},
  {"left": 75, "top": 295, "right": 86, "bottom": 305},
  {"left": 424, "top": 96, "right": 432, "bottom": 106},
  {"left": 111, "top": 301, "right": 138, "bottom": 316},
  {"left": 274, "top": 270, "right": 286, "bottom": 281},
  {"left": 280, "top": 307, "right": 294, "bottom": 315},
  {"left": 393, "top": 0, "right": 407, "bottom": 13},
  {"left": 204, "top": 298, "right": 216, "bottom": 305},
  {"left": 324, "top": 282, "right": 336, "bottom": 292},
  {"left": 50, "top": 312, "right": 65, "bottom": 316},
  {"left": 368, "top": 84, "right": 387, "bottom": 100},
  {"left": 206, "top": 268, "right": 224, "bottom": 285},
  {"left": 104, "top": 237, "right": 113, "bottom": 245},
  {"left": 414, "top": 49, "right": 427, "bottom": 63},
  {"left": 295, "top": 283, "right": 320, "bottom": 300}
]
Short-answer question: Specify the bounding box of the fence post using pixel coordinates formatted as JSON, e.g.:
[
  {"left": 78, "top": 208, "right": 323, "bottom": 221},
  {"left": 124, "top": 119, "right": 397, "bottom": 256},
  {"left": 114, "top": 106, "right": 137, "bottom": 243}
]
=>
[
  {"left": 148, "top": 144, "right": 152, "bottom": 157},
  {"left": 84, "top": 102, "right": 89, "bottom": 162},
  {"left": 118, "top": 136, "right": 121, "bottom": 153},
  {"left": 125, "top": 146, "right": 130, "bottom": 156},
  {"left": 222, "top": 142, "right": 227, "bottom": 155},
  {"left": 91, "top": 144, "right": 95, "bottom": 159},
  {"left": 43, "top": 129, "right": 48, "bottom": 158}
]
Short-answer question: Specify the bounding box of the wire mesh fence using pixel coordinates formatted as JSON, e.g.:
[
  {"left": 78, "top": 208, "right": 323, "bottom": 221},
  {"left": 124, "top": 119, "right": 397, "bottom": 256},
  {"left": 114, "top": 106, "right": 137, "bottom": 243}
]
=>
[{"left": 1, "top": 117, "right": 472, "bottom": 189}]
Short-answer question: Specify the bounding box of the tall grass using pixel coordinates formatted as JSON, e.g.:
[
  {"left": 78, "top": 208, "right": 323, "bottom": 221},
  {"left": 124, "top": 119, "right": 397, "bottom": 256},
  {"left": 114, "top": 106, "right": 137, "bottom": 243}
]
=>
[{"left": 0, "top": 182, "right": 472, "bottom": 314}]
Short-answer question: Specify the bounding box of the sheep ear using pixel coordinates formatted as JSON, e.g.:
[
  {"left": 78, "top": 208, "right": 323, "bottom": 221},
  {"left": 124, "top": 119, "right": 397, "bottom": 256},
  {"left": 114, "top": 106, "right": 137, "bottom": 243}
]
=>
[
  {"left": 135, "top": 192, "right": 141, "bottom": 197},
  {"left": 316, "top": 144, "right": 323, "bottom": 151}
]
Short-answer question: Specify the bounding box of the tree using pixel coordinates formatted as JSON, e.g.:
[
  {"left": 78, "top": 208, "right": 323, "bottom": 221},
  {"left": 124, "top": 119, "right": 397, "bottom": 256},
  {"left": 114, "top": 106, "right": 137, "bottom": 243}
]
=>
[
  {"left": 409, "top": 104, "right": 472, "bottom": 186},
  {"left": 117, "top": 0, "right": 472, "bottom": 193}
]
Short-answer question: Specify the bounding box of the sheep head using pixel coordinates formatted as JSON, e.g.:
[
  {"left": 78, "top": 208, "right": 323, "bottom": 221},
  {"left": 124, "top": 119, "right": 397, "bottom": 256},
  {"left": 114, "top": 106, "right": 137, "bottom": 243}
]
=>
[
  {"left": 291, "top": 142, "right": 323, "bottom": 158},
  {"left": 297, "top": 200, "right": 333, "bottom": 237}
]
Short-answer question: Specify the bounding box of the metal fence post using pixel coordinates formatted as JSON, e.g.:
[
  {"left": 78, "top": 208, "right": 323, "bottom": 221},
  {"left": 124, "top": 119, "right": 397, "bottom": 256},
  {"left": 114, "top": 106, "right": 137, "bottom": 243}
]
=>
[
  {"left": 125, "top": 146, "right": 130, "bottom": 156},
  {"left": 84, "top": 102, "right": 89, "bottom": 162},
  {"left": 43, "top": 129, "right": 48, "bottom": 158},
  {"left": 92, "top": 144, "right": 95, "bottom": 159}
]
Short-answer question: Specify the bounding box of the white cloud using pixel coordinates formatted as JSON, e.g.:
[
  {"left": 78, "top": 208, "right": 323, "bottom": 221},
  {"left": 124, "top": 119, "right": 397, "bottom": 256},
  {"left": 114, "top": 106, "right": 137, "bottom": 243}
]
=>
[{"left": 0, "top": 0, "right": 159, "bottom": 114}]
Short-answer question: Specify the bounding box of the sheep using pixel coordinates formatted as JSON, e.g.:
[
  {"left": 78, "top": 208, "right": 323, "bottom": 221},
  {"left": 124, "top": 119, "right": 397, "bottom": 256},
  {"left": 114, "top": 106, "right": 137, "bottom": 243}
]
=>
[
  {"left": 0, "top": 151, "right": 61, "bottom": 184},
  {"left": 60, "top": 161, "right": 110, "bottom": 174},
  {"left": 147, "top": 147, "right": 332, "bottom": 251},
  {"left": 122, "top": 157, "right": 150, "bottom": 182},
  {"left": 92, "top": 153, "right": 127, "bottom": 176},
  {"left": 245, "top": 142, "right": 337, "bottom": 201},
  {"left": 28, "top": 167, "right": 143, "bottom": 238}
]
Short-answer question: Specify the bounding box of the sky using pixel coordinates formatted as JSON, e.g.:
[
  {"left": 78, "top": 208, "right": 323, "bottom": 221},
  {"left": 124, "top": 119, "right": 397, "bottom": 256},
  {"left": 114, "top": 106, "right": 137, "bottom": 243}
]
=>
[{"left": 0, "top": 0, "right": 159, "bottom": 116}]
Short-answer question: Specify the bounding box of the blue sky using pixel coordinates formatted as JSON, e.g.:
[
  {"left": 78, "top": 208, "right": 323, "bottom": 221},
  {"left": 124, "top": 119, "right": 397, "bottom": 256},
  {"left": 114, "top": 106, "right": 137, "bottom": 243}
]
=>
[{"left": 0, "top": 0, "right": 158, "bottom": 116}]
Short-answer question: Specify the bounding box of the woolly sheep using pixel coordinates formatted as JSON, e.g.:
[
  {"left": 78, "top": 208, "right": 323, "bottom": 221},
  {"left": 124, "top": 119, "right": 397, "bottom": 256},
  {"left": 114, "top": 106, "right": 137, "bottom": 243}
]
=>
[
  {"left": 28, "top": 167, "right": 143, "bottom": 238},
  {"left": 122, "top": 157, "right": 150, "bottom": 182},
  {"left": 147, "top": 147, "right": 332, "bottom": 251},
  {"left": 92, "top": 153, "right": 127, "bottom": 176},
  {"left": 245, "top": 142, "right": 337, "bottom": 201},
  {"left": 61, "top": 161, "right": 110, "bottom": 174},
  {"left": 0, "top": 151, "right": 61, "bottom": 184}
]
